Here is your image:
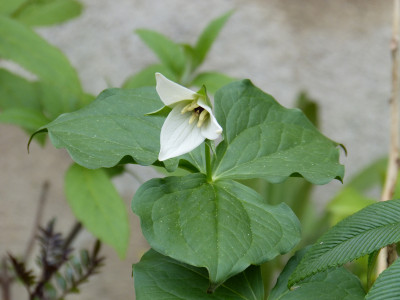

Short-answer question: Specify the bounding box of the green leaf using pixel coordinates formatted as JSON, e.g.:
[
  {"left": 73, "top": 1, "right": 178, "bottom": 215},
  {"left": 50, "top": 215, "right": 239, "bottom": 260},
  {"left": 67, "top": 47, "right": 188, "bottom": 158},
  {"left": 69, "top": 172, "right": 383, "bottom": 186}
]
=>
[
  {"left": 193, "top": 11, "right": 233, "bottom": 70},
  {"left": 289, "top": 199, "right": 400, "bottom": 286},
  {"left": 134, "top": 249, "right": 264, "bottom": 300},
  {"left": 42, "top": 87, "right": 164, "bottom": 169},
  {"left": 122, "top": 64, "right": 176, "bottom": 89},
  {"left": 135, "top": 29, "right": 186, "bottom": 77},
  {"left": 132, "top": 173, "right": 300, "bottom": 284},
  {"left": 14, "top": 0, "right": 82, "bottom": 27},
  {"left": 0, "top": 0, "right": 25, "bottom": 15},
  {"left": 212, "top": 80, "right": 344, "bottom": 184},
  {"left": 65, "top": 164, "right": 130, "bottom": 258},
  {"left": 0, "top": 68, "right": 42, "bottom": 110},
  {"left": 0, "top": 16, "right": 82, "bottom": 114},
  {"left": 190, "top": 72, "right": 235, "bottom": 94},
  {"left": 328, "top": 187, "right": 376, "bottom": 225},
  {"left": 270, "top": 249, "right": 365, "bottom": 300},
  {"left": 0, "top": 107, "right": 50, "bottom": 132},
  {"left": 366, "top": 257, "right": 400, "bottom": 299}
]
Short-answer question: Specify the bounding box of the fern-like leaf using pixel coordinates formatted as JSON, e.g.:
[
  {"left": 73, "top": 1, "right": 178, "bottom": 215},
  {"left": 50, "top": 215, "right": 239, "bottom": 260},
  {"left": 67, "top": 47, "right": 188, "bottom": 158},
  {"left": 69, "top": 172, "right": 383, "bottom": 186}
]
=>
[
  {"left": 289, "top": 199, "right": 400, "bottom": 286},
  {"left": 365, "top": 258, "right": 400, "bottom": 299}
]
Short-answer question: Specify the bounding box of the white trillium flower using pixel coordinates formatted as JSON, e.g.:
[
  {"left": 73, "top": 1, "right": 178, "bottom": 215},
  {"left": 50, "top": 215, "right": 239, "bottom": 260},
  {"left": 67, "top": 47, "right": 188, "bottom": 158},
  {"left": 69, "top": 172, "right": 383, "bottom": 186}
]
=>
[{"left": 155, "top": 73, "right": 223, "bottom": 161}]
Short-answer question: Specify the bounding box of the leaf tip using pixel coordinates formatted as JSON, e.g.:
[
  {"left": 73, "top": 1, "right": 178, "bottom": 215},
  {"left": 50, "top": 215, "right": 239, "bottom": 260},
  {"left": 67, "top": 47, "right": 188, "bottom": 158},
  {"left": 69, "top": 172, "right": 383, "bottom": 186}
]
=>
[{"left": 27, "top": 128, "right": 48, "bottom": 153}]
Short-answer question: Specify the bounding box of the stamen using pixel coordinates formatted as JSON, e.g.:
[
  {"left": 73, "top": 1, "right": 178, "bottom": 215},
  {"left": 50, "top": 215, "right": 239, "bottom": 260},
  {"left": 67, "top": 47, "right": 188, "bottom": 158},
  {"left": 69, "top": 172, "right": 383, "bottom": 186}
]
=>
[
  {"left": 181, "top": 101, "right": 199, "bottom": 114},
  {"left": 181, "top": 103, "right": 192, "bottom": 114},
  {"left": 198, "top": 110, "right": 208, "bottom": 121},
  {"left": 189, "top": 113, "right": 197, "bottom": 124},
  {"left": 188, "top": 102, "right": 198, "bottom": 111}
]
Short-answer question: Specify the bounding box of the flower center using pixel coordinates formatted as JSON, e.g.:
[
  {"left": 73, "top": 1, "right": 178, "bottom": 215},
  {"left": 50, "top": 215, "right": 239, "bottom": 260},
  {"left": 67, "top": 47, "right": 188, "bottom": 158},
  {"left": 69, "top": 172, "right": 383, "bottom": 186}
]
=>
[{"left": 181, "top": 100, "right": 209, "bottom": 128}]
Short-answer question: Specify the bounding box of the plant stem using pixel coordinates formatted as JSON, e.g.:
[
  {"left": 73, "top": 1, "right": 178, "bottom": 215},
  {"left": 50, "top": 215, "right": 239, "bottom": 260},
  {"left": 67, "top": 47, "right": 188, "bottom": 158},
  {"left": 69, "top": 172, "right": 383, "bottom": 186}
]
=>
[
  {"left": 0, "top": 258, "right": 12, "bottom": 300},
  {"left": 205, "top": 142, "right": 212, "bottom": 182},
  {"left": 24, "top": 181, "right": 50, "bottom": 261},
  {"left": 377, "top": 0, "right": 400, "bottom": 276}
]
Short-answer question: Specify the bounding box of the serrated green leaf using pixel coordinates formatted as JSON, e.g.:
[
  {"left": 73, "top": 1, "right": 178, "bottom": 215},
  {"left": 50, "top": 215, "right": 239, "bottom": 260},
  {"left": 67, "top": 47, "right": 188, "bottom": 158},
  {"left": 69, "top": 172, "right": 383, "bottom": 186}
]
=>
[
  {"left": 0, "top": 16, "right": 82, "bottom": 114},
  {"left": 134, "top": 249, "right": 264, "bottom": 300},
  {"left": 14, "top": 0, "right": 82, "bottom": 27},
  {"left": 0, "top": 68, "right": 41, "bottom": 110},
  {"left": 193, "top": 10, "right": 233, "bottom": 70},
  {"left": 136, "top": 29, "right": 186, "bottom": 77},
  {"left": 42, "top": 87, "right": 164, "bottom": 168},
  {"left": 132, "top": 173, "right": 300, "bottom": 284},
  {"left": 289, "top": 199, "right": 400, "bottom": 286},
  {"left": 366, "top": 257, "right": 400, "bottom": 299},
  {"left": 65, "top": 164, "right": 130, "bottom": 258},
  {"left": 270, "top": 248, "right": 365, "bottom": 300},
  {"left": 212, "top": 80, "right": 344, "bottom": 184},
  {"left": 122, "top": 64, "right": 176, "bottom": 89},
  {"left": 190, "top": 72, "right": 235, "bottom": 94}
]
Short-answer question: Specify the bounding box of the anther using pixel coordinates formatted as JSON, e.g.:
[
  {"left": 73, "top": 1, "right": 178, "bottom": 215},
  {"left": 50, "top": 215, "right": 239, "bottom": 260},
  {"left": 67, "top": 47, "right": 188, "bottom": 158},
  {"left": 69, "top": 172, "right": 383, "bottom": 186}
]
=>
[
  {"left": 181, "top": 101, "right": 199, "bottom": 114},
  {"left": 198, "top": 110, "right": 208, "bottom": 121}
]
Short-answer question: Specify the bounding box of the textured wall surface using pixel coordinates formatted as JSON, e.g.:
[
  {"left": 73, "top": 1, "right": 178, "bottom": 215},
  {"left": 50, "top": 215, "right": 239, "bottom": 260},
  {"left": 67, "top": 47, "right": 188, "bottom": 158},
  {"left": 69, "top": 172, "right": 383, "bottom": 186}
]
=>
[{"left": 0, "top": 0, "right": 394, "bottom": 298}]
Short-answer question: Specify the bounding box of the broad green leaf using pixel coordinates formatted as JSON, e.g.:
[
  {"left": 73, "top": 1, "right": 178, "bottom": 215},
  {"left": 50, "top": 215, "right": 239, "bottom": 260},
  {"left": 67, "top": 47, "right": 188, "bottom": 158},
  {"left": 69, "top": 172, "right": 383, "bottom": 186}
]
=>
[
  {"left": 41, "top": 88, "right": 164, "bottom": 169},
  {"left": 193, "top": 11, "right": 233, "bottom": 70},
  {"left": 122, "top": 64, "right": 176, "bottom": 89},
  {"left": 136, "top": 29, "right": 186, "bottom": 77},
  {"left": 0, "top": 68, "right": 41, "bottom": 110},
  {"left": 14, "top": 0, "right": 82, "bottom": 27},
  {"left": 212, "top": 80, "right": 344, "bottom": 184},
  {"left": 132, "top": 173, "right": 300, "bottom": 284},
  {"left": 0, "top": 0, "right": 25, "bottom": 15},
  {"left": 134, "top": 249, "right": 264, "bottom": 300},
  {"left": 190, "top": 72, "right": 235, "bottom": 94},
  {"left": 270, "top": 249, "right": 365, "bottom": 300},
  {"left": 366, "top": 257, "right": 400, "bottom": 300},
  {"left": 289, "top": 199, "right": 400, "bottom": 286},
  {"left": 0, "top": 16, "right": 82, "bottom": 114},
  {"left": 180, "top": 142, "right": 207, "bottom": 174},
  {"left": 0, "top": 107, "right": 49, "bottom": 132},
  {"left": 65, "top": 164, "right": 129, "bottom": 258}
]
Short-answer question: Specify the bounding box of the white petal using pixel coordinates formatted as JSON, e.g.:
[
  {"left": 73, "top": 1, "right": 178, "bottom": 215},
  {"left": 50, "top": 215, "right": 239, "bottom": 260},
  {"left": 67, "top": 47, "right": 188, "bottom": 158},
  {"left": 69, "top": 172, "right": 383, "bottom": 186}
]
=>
[
  {"left": 197, "top": 99, "right": 223, "bottom": 140},
  {"left": 159, "top": 103, "right": 205, "bottom": 161},
  {"left": 155, "top": 73, "right": 197, "bottom": 106}
]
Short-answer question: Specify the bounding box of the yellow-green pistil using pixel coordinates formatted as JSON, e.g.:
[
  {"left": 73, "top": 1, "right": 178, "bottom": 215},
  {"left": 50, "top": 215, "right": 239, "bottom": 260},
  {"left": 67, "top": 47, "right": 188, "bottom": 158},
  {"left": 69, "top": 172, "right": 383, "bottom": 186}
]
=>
[{"left": 181, "top": 100, "right": 209, "bottom": 128}]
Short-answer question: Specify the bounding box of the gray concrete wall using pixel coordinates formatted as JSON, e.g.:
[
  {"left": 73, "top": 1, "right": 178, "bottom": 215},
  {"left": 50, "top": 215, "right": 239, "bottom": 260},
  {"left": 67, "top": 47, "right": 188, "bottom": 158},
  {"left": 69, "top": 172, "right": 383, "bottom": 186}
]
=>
[{"left": 0, "top": 0, "right": 394, "bottom": 298}]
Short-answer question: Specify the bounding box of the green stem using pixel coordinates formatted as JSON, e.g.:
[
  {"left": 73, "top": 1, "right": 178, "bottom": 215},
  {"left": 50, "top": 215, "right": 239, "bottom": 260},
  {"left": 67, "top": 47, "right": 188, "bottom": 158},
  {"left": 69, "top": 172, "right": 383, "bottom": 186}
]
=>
[{"left": 205, "top": 142, "right": 212, "bottom": 182}]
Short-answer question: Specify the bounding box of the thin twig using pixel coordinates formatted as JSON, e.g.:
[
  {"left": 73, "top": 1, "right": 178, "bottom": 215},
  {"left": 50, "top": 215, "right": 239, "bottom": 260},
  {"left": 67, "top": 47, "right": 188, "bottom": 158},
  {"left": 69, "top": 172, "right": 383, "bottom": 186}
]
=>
[
  {"left": 377, "top": 0, "right": 400, "bottom": 276},
  {"left": 0, "top": 257, "right": 13, "bottom": 300},
  {"left": 63, "top": 222, "right": 83, "bottom": 252},
  {"left": 24, "top": 181, "right": 50, "bottom": 262}
]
